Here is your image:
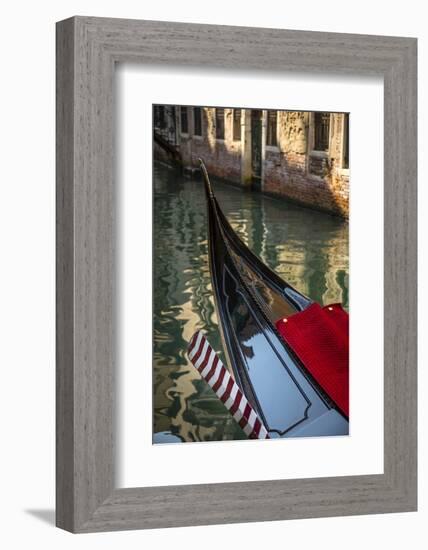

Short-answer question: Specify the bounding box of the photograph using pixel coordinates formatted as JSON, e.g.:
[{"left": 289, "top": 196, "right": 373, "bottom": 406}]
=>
[
  {"left": 153, "top": 104, "right": 350, "bottom": 444},
  {"left": 0, "top": 0, "right": 419, "bottom": 542}
]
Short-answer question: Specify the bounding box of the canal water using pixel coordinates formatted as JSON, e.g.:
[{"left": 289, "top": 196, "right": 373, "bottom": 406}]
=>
[{"left": 153, "top": 161, "right": 349, "bottom": 444}]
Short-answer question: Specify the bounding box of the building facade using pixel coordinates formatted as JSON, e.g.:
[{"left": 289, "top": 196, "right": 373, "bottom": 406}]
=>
[{"left": 154, "top": 105, "right": 349, "bottom": 217}]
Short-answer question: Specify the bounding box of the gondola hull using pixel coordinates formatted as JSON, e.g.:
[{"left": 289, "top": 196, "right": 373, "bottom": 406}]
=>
[{"left": 200, "top": 160, "right": 349, "bottom": 438}]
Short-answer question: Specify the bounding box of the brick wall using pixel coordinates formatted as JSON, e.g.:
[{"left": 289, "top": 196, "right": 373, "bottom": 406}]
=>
[
  {"left": 154, "top": 107, "right": 349, "bottom": 218},
  {"left": 263, "top": 152, "right": 349, "bottom": 218}
]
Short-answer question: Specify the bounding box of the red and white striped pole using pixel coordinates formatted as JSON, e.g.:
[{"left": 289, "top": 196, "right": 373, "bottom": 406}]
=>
[{"left": 187, "top": 331, "right": 269, "bottom": 439}]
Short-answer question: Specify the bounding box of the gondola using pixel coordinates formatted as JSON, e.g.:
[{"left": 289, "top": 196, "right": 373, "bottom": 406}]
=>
[{"left": 199, "top": 159, "right": 349, "bottom": 438}]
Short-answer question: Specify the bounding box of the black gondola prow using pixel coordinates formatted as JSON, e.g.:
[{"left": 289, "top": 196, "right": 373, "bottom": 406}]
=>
[
  {"left": 199, "top": 161, "right": 349, "bottom": 438},
  {"left": 198, "top": 158, "right": 214, "bottom": 199}
]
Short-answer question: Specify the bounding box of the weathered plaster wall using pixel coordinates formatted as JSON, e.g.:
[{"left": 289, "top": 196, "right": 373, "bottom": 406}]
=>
[
  {"left": 263, "top": 112, "right": 349, "bottom": 217},
  {"left": 180, "top": 108, "right": 242, "bottom": 183}
]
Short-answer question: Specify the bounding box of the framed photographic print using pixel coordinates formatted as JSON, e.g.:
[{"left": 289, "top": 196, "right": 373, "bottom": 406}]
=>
[{"left": 56, "top": 17, "right": 417, "bottom": 532}]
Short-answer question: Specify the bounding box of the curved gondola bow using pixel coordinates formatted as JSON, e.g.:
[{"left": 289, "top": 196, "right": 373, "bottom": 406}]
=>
[{"left": 199, "top": 159, "right": 349, "bottom": 438}]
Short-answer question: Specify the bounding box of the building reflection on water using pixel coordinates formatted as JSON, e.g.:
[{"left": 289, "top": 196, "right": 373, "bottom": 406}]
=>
[{"left": 153, "top": 161, "right": 349, "bottom": 444}]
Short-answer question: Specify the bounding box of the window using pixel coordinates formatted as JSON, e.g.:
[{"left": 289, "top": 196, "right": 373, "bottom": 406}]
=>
[
  {"left": 343, "top": 113, "right": 349, "bottom": 169},
  {"left": 193, "top": 107, "right": 202, "bottom": 136},
  {"left": 233, "top": 109, "right": 241, "bottom": 141},
  {"left": 154, "top": 105, "right": 165, "bottom": 129},
  {"left": 180, "top": 106, "right": 188, "bottom": 134},
  {"left": 158, "top": 106, "right": 165, "bottom": 129},
  {"left": 314, "top": 112, "right": 330, "bottom": 151},
  {"left": 266, "top": 110, "right": 278, "bottom": 146},
  {"left": 215, "top": 108, "right": 225, "bottom": 140}
]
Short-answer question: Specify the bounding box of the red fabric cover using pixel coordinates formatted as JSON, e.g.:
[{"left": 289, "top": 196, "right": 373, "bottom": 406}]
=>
[{"left": 275, "top": 303, "right": 349, "bottom": 417}]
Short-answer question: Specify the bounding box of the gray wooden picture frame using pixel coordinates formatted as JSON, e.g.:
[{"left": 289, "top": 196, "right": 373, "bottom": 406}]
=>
[{"left": 56, "top": 16, "right": 417, "bottom": 533}]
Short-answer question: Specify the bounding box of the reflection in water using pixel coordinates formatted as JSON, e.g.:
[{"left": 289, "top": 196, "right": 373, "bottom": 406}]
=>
[{"left": 153, "top": 161, "right": 349, "bottom": 443}]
